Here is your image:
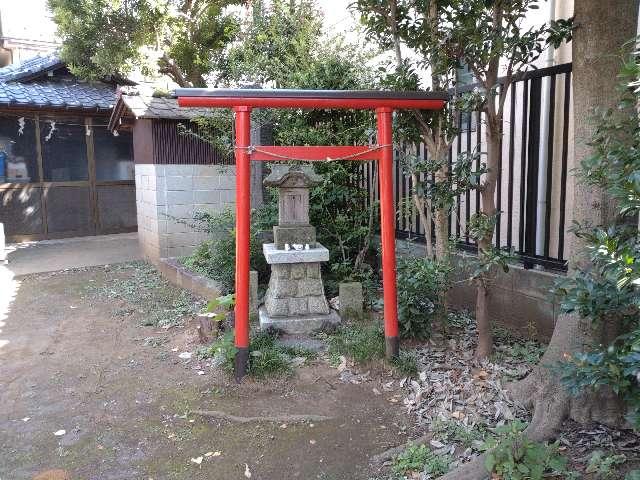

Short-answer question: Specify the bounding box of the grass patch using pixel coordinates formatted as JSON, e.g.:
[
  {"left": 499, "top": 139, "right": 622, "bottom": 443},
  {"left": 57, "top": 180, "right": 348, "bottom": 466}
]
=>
[
  {"left": 392, "top": 443, "right": 452, "bottom": 478},
  {"left": 200, "top": 330, "right": 316, "bottom": 378},
  {"left": 89, "top": 261, "right": 203, "bottom": 327},
  {"left": 326, "top": 322, "right": 385, "bottom": 364},
  {"left": 391, "top": 350, "right": 419, "bottom": 377}
]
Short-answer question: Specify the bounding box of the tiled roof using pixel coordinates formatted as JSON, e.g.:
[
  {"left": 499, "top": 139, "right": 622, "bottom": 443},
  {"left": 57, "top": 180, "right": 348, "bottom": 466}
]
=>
[
  {"left": 121, "top": 94, "right": 211, "bottom": 119},
  {"left": 0, "top": 53, "right": 65, "bottom": 82},
  {"left": 0, "top": 53, "right": 117, "bottom": 111},
  {"left": 0, "top": 81, "right": 116, "bottom": 110},
  {"left": 108, "top": 91, "right": 212, "bottom": 130}
]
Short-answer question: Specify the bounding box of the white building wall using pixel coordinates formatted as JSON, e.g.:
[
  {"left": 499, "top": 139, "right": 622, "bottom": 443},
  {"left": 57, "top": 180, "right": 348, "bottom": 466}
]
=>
[{"left": 135, "top": 164, "right": 238, "bottom": 261}]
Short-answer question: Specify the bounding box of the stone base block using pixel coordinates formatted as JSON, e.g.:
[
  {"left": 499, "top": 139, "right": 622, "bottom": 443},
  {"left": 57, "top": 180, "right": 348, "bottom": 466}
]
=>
[
  {"left": 259, "top": 306, "right": 340, "bottom": 334},
  {"left": 273, "top": 225, "right": 316, "bottom": 249}
]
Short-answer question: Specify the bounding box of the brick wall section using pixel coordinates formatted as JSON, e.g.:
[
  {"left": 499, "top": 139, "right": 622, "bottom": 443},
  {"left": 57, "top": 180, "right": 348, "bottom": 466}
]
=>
[
  {"left": 395, "top": 238, "right": 561, "bottom": 341},
  {"left": 135, "top": 164, "right": 239, "bottom": 261}
]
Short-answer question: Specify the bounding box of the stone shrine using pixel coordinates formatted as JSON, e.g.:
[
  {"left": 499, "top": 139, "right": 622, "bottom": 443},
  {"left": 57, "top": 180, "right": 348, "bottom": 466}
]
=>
[{"left": 259, "top": 165, "right": 340, "bottom": 333}]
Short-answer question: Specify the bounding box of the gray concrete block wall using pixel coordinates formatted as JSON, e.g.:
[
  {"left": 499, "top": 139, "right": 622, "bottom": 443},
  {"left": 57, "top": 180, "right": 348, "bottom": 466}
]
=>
[
  {"left": 135, "top": 163, "right": 249, "bottom": 262},
  {"left": 394, "top": 238, "right": 561, "bottom": 341}
]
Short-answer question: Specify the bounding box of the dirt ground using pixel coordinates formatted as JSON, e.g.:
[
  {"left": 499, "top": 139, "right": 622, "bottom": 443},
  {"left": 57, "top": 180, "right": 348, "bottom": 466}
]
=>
[{"left": 0, "top": 264, "right": 412, "bottom": 480}]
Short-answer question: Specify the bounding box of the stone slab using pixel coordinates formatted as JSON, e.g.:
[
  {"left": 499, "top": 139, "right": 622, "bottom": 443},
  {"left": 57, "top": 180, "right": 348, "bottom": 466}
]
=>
[
  {"left": 339, "top": 282, "right": 364, "bottom": 321},
  {"left": 273, "top": 225, "right": 316, "bottom": 249},
  {"left": 259, "top": 306, "right": 340, "bottom": 334},
  {"left": 263, "top": 242, "right": 329, "bottom": 264}
]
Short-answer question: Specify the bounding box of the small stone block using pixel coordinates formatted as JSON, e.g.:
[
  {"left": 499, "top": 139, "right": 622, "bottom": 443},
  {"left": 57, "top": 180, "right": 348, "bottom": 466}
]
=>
[
  {"left": 288, "top": 297, "right": 309, "bottom": 316},
  {"left": 290, "top": 264, "right": 306, "bottom": 279},
  {"left": 273, "top": 225, "right": 316, "bottom": 249},
  {"left": 297, "top": 279, "right": 325, "bottom": 297},
  {"left": 265, "top": 294, "right": 289, "bottom": 317},
  {"left": 269, "top": 277, "right": 298, "bottom": 298},
  {"left": 306, "top": 263, "right": 320, "bottom": 279},
  {"left": 272, "top": 264, "right": 291, "bottom": 279},
  {"left": 339, "top": 282, "right": 364, "bottom": 321},
  {"left": 308, "top": 295, "right": 330, "bottom": 315}
]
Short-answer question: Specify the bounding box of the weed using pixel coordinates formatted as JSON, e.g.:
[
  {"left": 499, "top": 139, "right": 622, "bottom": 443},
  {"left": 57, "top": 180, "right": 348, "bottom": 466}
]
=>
[
  {"left": 586, "top": 451, "right": 627, "bottom": 479},
  {"left": 326, "top": 322, "right": 385, "bottom": 364},
  {"left": 431, "top": 419, "right": 490, "bottom": 450},
  {"left": 482, "top": 420, "right": 570, "bottom": 480},
  {"left": 201, "top": 330, "right": 316, "bottom": 378},
  {"left": 392, "top": 443, "right": 451, "bottom": 478},
  {"left": 391, "top": 350, "right": 419, "bottom": 377}
]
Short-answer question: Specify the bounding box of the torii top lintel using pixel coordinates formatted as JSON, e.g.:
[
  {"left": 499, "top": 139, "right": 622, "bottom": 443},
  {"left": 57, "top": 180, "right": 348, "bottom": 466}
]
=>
[{"left": 174, "top": 88, "right": 448, "bottom": 110}]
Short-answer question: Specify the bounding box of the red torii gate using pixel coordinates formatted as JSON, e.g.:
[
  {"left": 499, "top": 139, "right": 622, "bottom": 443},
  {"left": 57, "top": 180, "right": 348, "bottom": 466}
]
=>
[{"left": 174, "top": 89, "right": 448, "bottom": 379}]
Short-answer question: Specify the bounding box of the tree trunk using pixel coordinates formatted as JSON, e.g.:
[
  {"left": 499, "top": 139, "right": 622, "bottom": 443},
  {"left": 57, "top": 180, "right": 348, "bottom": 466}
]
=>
[
  {"left": 433, "top": 148, "right": 450, "bottom": 260},
  {"left": 473, "top": 123, "right": 501, "bottom": 360},
  {"left": 509, "top": 0, "right": 639, "bottom": 435},
  {"left": 442, "top": 2, "right": 639, "bottom": 479}
]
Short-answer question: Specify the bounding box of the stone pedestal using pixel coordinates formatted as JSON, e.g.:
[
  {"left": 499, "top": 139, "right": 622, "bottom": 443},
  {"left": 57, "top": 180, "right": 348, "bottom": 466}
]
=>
[{"left": 260, "top": 243, "right": 340, "bottom": 333}]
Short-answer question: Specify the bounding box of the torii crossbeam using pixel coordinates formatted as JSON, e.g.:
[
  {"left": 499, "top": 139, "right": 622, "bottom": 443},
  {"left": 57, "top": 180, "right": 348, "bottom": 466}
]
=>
[{"left": 174, "top": 88, "right": 448, "bottom": 379}]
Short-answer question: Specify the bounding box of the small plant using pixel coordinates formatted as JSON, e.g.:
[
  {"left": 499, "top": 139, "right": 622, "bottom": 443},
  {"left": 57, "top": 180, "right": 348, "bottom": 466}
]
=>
[
  {"left": 326, "top": 323, "right": 385, "bottom": 364},
  {"left": 586, "top": 451, "right": 627, "bottom": 479},
  {"left": 391, "top": 350, "right": 419, "bottom": 377},
  {"left": 201, "top": 329, "right": 315, "bottom": 378},
  {"left": 482, "top": 420, "right": 569, "bottom": 480},
  {"left": 181, "top": 208, "right": 271, "bottom": 294},
  {"left": 392, "top": 443, "right": 451, "bottom": 478},
  {"left": 431, "top": 419, "right": 490, "bottom": 450},
  {"left": 396, "top": 257, "right": 452, "bottom": 340}
]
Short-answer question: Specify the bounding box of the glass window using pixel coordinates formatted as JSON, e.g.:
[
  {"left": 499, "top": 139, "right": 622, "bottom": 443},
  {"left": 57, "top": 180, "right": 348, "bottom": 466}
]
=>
[
  {"left": 40, "top": 118, "right": 88, "bottom": 181},
  {"left": 0, "top": 116, "right": 39, "bottom": 183},
  {"left": 93, "top": 126, "right": 134, "bottom": 181}
]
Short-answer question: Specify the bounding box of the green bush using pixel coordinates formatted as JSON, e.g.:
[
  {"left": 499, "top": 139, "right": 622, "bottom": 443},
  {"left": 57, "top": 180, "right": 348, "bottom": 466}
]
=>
[
  {"left": 181, "top": 208, "right": 273, "bottom": 294},
  {"left": 396, "top": 257, "right": 452, "bottom": 339}
]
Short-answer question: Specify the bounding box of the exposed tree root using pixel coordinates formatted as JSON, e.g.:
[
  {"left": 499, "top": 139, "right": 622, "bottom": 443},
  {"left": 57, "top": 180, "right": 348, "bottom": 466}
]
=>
[
  {"left": 370, "top": 433, "right": 431, "bottom": 465},
  {"left": 439, "top": 455, "right": 489, "bottom": 480},
  {"left": 192, "top": 410, "right": 332, "bottom": 424}
]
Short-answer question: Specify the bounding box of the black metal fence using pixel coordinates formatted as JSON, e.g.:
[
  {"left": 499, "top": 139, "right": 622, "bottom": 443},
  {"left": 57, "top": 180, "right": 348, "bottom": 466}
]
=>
[{"left": 363, "top": 62, "right": 572, "bottom": 272}]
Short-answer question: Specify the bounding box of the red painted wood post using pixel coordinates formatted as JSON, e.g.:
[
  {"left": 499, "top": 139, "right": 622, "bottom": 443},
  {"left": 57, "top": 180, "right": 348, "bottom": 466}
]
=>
[
  {"left": 376, "top": 107, "right": 399, "bottom": 358},
  {"left": 233, "top": 106, "right": 252, "bottom": 380}
]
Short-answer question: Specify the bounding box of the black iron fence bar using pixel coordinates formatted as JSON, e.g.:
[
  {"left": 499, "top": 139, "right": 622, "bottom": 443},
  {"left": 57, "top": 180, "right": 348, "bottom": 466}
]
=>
[{"left": 364, "top": 62, "right": 571, "bottom": 272}]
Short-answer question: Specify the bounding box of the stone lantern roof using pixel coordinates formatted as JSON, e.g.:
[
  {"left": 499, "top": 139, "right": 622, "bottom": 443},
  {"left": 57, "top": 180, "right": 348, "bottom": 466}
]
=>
[{"left": 263, "top": 165, "right": 322, "bottom": 188}]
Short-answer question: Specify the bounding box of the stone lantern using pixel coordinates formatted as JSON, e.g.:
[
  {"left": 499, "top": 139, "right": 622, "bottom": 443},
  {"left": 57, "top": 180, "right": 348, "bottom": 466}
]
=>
[{"left": 259, "top": 165, "right": 340, "bottom": 333}]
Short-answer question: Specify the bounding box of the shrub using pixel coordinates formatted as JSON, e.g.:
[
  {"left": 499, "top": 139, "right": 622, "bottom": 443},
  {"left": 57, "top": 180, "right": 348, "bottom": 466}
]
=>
[
  {"left": 181, "top": 208, "right": 273, "bottom": 293},
  {"left": 396, "top": 257, "right": 452, "bottom": 339}
]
